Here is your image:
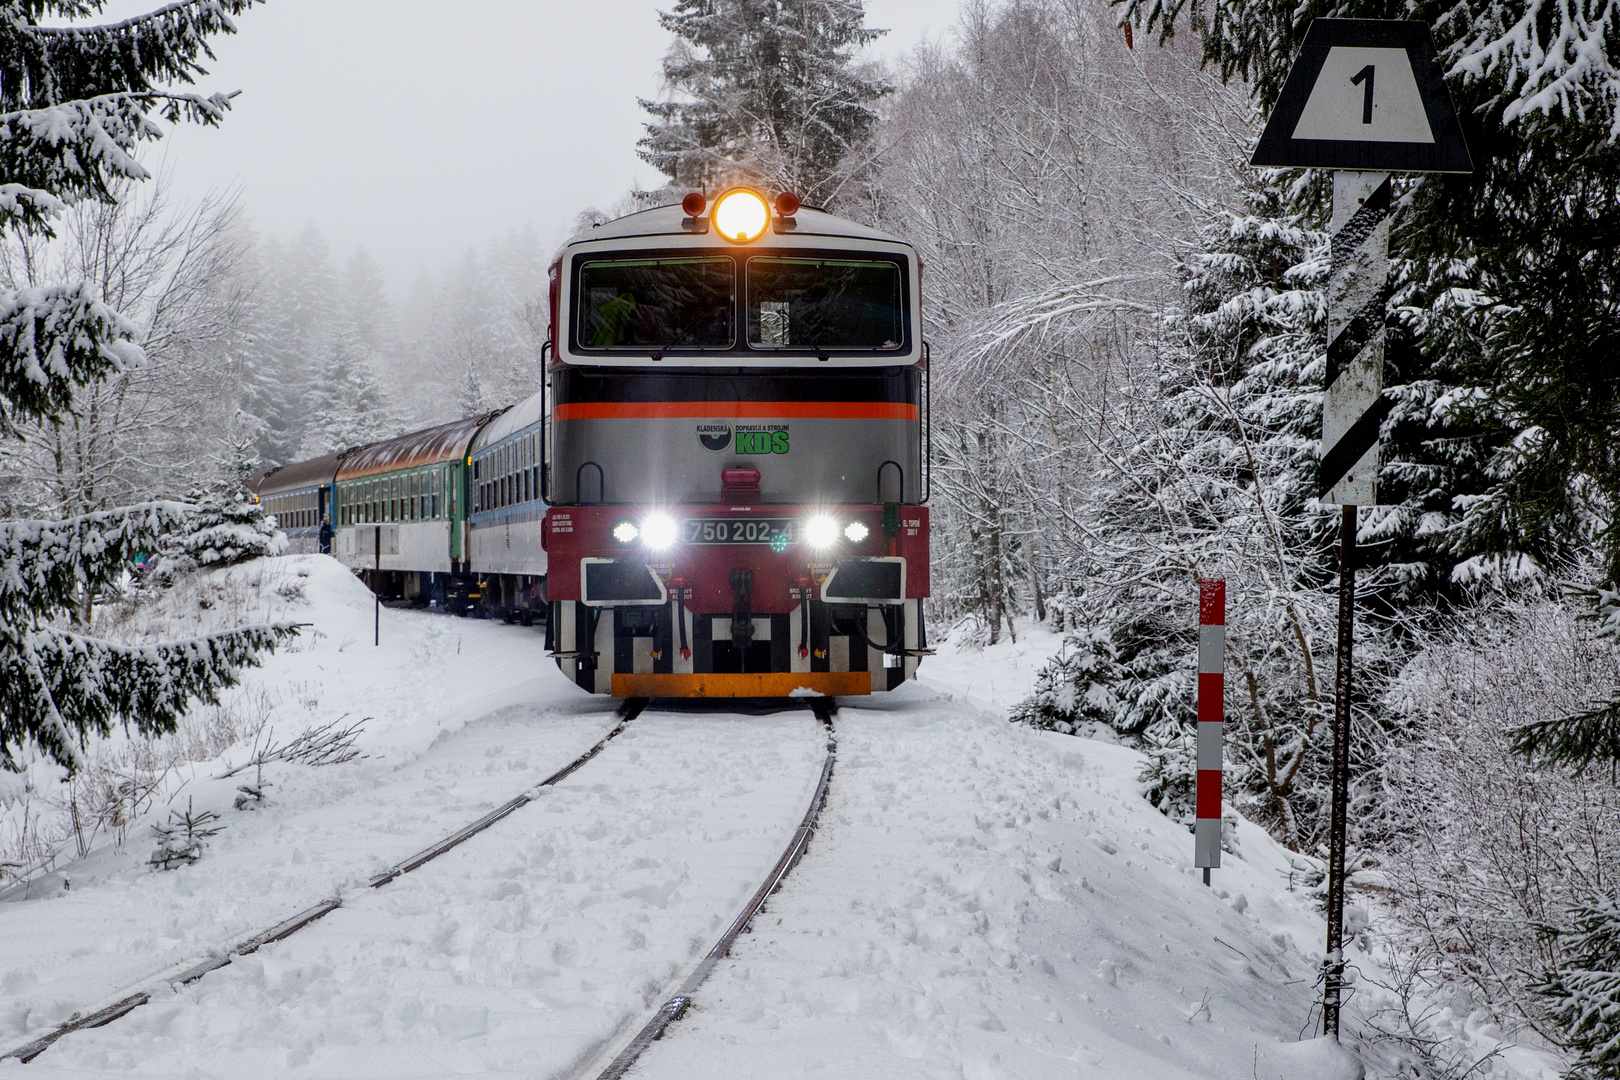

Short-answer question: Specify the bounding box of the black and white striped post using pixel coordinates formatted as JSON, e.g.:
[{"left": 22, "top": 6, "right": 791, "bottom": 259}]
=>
[
  {"left": 1319, "top": 167, "right": 1393, "bottom": 1037},
  {"left": 1250, "top": 17, "right": 1472, "bottom": 1040}
]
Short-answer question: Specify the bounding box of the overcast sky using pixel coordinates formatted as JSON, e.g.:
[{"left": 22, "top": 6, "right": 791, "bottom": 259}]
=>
[{"left": 104, "top": 0, "right": 955, "bottom": 293}]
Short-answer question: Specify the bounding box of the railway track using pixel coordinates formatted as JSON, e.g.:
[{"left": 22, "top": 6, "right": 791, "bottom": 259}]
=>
[
  {"left": 589, "top": 697, "right": 838, "bottom": 1080},
  {"left": 4, "top": 696, "right": 839, "bottom": 1074},
  {"left": 0, "top": 697, "right": 647, "bottom": 1065}
]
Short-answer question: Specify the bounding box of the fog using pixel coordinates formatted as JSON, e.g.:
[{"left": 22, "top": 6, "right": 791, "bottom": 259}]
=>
[{"left": 105, "top": 0, "right": 951, "bottom": 293}]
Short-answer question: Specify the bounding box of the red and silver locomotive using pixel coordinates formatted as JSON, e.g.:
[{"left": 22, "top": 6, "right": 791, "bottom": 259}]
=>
[{"left": 540, "top": 189, "right": 931, "bottom": 698}]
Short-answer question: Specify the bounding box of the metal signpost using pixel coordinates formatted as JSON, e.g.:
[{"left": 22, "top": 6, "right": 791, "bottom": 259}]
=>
[
  {"left": 1251, "top": 18, "right": 1472, "bottom": 1039},
  {"left": 1194, "top": 579, "right": 1225, "bottom": 886}
]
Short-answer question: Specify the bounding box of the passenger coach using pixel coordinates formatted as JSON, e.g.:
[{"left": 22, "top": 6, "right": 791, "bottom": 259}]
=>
[
  {"left": 253, "top": 451, "right": 344, "bottom": 555},
  {"left": 331, "top": 414, "right": 495, "bottom": 609},
  {"left": 542, "top": 189, "right": 932, "bottom": 698}
]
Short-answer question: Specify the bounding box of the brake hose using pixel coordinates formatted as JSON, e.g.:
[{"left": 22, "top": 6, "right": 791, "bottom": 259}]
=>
[
  {"left": 848, "top": 605, "right": 904, "bottom": 654},
  {"left": 674, "top": 580, "right": 690, "bottom": 660}
]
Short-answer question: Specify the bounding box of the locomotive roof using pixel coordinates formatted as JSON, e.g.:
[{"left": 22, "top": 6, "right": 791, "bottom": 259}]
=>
[
  {"left": 253, "top": 451, "right": 345, "bottom": 496},
  {"left": 573, "top": 203, "right": 909, "bottom": 247},
  {"left": 337, "top": 413, "right": 498, "bottom": 481}
]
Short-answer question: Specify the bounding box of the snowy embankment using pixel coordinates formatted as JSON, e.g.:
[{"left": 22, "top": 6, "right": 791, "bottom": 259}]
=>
[{"left": 0, "top": 555, "right": 1520, "bottom": 1078}]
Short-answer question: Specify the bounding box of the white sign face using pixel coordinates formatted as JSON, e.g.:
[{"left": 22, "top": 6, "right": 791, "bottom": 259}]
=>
[{"left": 1292, "top": 46, "right": 1434, "bottom": 143}]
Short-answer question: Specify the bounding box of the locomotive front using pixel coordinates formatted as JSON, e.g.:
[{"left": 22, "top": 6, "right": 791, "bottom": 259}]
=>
[{"left": 543, "top": 189, "right": 930, "bottom": 697}]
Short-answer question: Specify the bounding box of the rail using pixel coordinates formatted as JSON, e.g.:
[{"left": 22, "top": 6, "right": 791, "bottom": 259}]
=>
[
  {"left": 1, "top": 698, "right": 647, "bottom": 1065},
  {"left": 592, "top": 698, "right": 838, "bottom": 1079}
]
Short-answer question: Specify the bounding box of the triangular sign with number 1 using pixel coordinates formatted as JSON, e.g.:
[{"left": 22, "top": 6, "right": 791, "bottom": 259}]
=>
[{"left": 1252, "top": 19, "right": 1472, "bottom": 173}]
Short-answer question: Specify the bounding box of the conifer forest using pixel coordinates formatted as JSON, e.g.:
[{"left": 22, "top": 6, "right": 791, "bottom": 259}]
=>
[{"left": 2, "top": 1, "right": 1620, "bottom": 1077}]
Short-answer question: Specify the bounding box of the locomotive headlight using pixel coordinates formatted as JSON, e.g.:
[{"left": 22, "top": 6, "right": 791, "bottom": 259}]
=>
[
  {"left": 642, "top": 513, "right": 679, "bottom": 550},
  {"left": 804, "top": 515, "right": 839, "bottom": 549},
  {"left": 613, "top": 520, "right": 639, "bottom": 544},
  {"left": 713, "top": 189, "right": 770, "bottom": 243},
  {"left": 844, "top": 521, "right": 870, "bottom": 543}
]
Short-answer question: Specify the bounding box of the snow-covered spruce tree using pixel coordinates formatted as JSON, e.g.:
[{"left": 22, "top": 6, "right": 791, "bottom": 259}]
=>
[
  {"left": 297, "top": 324, "right": 393, "bottom": 458},
  {"left": 638, "top": 0, "right": 888, "bottom": 203},
  {"left": 0, "top": 0, "right": 295, "bottom": 773},
  {"left": 239, "top": 224, "right": 339, "bottom": 464},
  {"left": 1535, "top": 889, "right": 1620, "bottom": 1079},
  {"left": 1118, "top": 0, "right": 1620, "bottom": 596},
  {"left": 150, "top": 485, "right": 284, "bottom": 584},
  {"left": 1011, "top": 171, "right": 1408, "bottom": 850}
]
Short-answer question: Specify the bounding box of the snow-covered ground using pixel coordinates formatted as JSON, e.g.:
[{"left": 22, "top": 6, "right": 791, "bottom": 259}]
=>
[{"left": 0, "top": 557, "right": 1560, "bottom": 1078}]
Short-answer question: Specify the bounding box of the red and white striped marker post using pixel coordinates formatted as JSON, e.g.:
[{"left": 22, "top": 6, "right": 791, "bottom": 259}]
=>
[{"left": 1195, "top": 579, "right": 1225, "bottom": 883}]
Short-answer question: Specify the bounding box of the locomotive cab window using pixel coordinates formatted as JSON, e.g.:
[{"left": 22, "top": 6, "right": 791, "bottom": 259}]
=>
[
  {"left": 747, "top": 257, "right": 904, "bottom": 351},
  {"left": 576, "top": 256, "right": 734, "bottom": 351}
]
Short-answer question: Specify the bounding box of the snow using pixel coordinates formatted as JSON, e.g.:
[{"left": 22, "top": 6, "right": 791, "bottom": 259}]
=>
[{"left": 0, "top": 556, "right": 1558, "bottom": 1077}]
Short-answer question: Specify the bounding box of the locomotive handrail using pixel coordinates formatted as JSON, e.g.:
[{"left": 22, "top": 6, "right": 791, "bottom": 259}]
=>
[
  {"left": 877, "top": 459, "right": 903, "bottom": 504},
  {"left": 921, "top": 343, "right": 932, "bottom": 503},
  {"left": 539, "top": 341, "right": 551, "bottom": 503},
  {"left": 577, "top": 461, "right": 605, "bottom": 504}
]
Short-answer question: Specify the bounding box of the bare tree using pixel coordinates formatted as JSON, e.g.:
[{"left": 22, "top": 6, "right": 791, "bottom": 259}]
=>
[
  {"left": 0, "top": 174, "right": 254, "bottom": 520},
  {"left": 1381, "top": 588, "right": 1620, "bottom": 1037},
  {"left": 847, "top": 0, "right": 1249, "bottom": 637}
]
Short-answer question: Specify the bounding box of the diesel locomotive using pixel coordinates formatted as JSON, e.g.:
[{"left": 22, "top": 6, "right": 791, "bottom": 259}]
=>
[{"left": 253, "top": 189, "right": 932, "bottom": 698}]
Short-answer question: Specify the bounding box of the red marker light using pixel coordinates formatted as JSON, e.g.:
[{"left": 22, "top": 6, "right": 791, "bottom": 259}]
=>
[
  {"left": 722, "top": 467, "right": 761, "bottom": 492},
  {"left": 682, "top": 192, "right": 706, "bottom": 216},
  {"left": 775, "top": 191, "right": 800, "bottom": 217}
]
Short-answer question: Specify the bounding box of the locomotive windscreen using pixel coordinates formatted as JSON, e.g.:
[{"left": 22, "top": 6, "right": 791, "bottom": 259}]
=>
[
  {"left": 746, "top": 257, "right": 904, "bottom": 351},
  {"left": 577, "top": 257, "right": 734, "bottom": 350}
]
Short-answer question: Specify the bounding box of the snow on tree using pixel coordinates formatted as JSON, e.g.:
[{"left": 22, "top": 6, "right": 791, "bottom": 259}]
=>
[
  {"left": 240, "top": 225, "right": 339, "bottom": 464},
  {"left": 0, "top": 0, "right": 293, "bottom": 774},
  {"left": 456, "top": 363, "right": 485, "bottom": 418},
  {"left": 0, "top": 500, "right": 295, "bottom": 771},
  {"left": 297, "top": 324, "right": 393, "bottom": 458},
  {"left": 1536, "top": 889, "right": 1620, "bottom": 1077},
  {"left": 148, "top": 797, "right": 222, "bottom": 869},
  {"left": 1118, "top": 0, "right": 1620, "bottom": 590},
  {"left": 150, "top": 485, "right": 284, "bottom": 583},
  {"left": 2, "top": 177, "right": 258, "bottom": 521},
  {"left": 1006, "top": 170, "right": 1408, "bottom": 851},
  {"left": 638, "top": 0, "right": 888, "bottom": 202},
  {"left": 856, "top": 1, "right": 1249, "bottom": 641},
  {"left": 0, "top": 284, "right": 143, "bottom": 438}
]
